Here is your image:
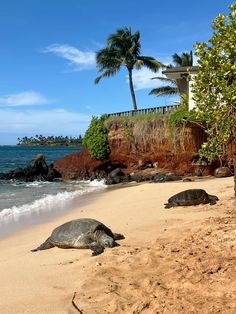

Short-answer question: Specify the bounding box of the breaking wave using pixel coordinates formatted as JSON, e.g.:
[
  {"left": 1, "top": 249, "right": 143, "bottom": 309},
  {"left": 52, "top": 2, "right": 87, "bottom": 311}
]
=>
[{"left": 0, "top": 180, "right": 106, "bottom": 221}]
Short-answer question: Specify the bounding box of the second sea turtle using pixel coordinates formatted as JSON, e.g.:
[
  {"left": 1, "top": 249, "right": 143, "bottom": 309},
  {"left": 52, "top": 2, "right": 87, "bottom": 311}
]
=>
[{"left": 164, "top": 189, "right": 218, "bottom": 208}]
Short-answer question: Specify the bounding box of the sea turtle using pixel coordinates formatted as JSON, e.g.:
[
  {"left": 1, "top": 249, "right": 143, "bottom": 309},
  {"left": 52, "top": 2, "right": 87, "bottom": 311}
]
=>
[
  {"left": 164, "top": 189, "right": 218, "bottom": 209},
  {"left": 31, "top": 218, "right": 125, "bottom": 256}
]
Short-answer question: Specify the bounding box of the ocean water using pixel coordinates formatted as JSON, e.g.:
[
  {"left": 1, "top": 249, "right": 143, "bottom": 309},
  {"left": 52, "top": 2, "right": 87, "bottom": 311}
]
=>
[
  {"left": 0, "top": 145, "right": 82, "bottom": 172},
  {"left": 0, "top": 146, "right": 107, "bottom": 236}
]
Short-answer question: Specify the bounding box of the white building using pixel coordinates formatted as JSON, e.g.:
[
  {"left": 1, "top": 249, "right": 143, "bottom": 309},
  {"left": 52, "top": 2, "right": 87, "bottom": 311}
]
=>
[{"left": 162, "top": 66, "right": 198, "bottom": 111}]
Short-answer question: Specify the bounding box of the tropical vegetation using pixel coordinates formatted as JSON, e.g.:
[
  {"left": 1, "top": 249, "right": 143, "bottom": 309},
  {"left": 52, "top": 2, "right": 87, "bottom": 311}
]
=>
[
  {"left": 149, "top": 76, "right": 178, "bottom": 98},
  {"left": 149, "top": 51, "right": 193, "bottom": 98},
  {"left": 167, "top": 93, "right": 198, "bottom": 136},
  {"left": 82, "top": 115, "right": 110, "bottom": 160},
  {"left": 95, "top": 27, "right": 163, "bottom": 110},
  {"left": 192, "top": 3, "right": 236, "bottom": 162},
  {"left": 17, "top": 134, "right": 83, "bottom": 146},
  {"left": 171, "top": 51, "right": 193, "bottom": 67}
]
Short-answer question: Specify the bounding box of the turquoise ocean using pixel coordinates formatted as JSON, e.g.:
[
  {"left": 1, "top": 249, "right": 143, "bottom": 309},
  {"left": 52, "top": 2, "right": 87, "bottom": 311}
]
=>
[{"left": 0, "top": 146, "right": 106, "bottom": 236}]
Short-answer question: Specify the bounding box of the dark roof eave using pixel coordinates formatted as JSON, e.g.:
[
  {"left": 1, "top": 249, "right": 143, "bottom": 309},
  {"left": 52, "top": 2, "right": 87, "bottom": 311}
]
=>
[{"left": 162, "top": 66, "right": 199, "bottom": 75}]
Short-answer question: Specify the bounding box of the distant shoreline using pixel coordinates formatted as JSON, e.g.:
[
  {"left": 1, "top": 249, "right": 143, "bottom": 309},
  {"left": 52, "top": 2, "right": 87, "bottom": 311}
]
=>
[{"left": 17, "top": 135, "right": 83, "bottom": 147}]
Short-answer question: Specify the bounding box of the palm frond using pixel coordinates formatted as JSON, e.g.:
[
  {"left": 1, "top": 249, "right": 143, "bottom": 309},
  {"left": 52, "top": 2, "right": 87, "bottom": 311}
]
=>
[
  {"left": 95, "top": 67, "right": 120, "bottom": 84},
  {"left": 137, "top": 56, "right": 165, "bottom": 72},
  {"left": 96, "top": 47, "right": 122, "bottom": 69},
  {"left": 149, "top": 86, "right": 178, "bottom": 97},
  {"left": 181, "top": 51, "right": 193, "bottom": 66},
  {"left": 128, "top": 41, "right": 141, "bottom": 58},
  {"left": 108, "top": 28, "right": 132, "bottom": 50},
  {"left": 108, "top": 28, "right": 141, "bottom": 60},
  {"left": 151, "top": 76, "right": 176, "bottom": 85},
  {"left": 172, "top": 53, "right": 183, "bottom": 66},
  {"left": 172, "top": 51, "right": 193, "bottom": 67},
  {"left": 134, "top": 59, "right": 143, "bottom": 69}
]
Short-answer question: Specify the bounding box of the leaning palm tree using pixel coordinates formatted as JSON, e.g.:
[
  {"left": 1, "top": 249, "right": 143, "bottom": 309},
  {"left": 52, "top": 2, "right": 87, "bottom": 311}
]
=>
[
  {"left": 149, "top": 51, "right": 193, "bottom": 97},
  {"left": 95, "top": 27, "right": 163, "bottom": 110}
]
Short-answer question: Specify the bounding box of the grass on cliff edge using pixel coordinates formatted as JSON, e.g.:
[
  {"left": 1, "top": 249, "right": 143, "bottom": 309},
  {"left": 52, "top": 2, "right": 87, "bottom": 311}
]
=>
[
  {"left": 106, "top": 112, "right": 163, "bottom": 125},
  {"left": 105, "top": 113, "right": 168, "bottom": 144},
  {"left": 105, "top": 105, "right": 200, "bottom": 147}
]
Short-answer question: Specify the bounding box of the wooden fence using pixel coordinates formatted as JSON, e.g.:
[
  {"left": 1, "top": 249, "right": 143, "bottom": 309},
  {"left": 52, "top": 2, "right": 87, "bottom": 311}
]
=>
[{"left": 107, "top": 104, "right": 179, "bottom": 117}]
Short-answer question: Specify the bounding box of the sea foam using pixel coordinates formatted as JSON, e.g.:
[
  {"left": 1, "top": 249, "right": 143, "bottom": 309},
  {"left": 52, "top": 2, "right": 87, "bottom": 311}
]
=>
[{"left": 0, "top": 179, "right": 106, "bottom": 221}]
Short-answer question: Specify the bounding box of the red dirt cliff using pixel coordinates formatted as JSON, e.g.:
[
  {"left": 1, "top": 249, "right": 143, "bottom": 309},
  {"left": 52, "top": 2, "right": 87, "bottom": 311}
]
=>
[{"left": 54, "top": 118, "right": 213, "bottom": 180}]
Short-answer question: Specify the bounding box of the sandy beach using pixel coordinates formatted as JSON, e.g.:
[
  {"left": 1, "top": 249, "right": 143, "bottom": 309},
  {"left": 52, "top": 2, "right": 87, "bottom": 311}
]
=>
[{"left": 0, "top": 176, "right": 235, "bottom": 313}]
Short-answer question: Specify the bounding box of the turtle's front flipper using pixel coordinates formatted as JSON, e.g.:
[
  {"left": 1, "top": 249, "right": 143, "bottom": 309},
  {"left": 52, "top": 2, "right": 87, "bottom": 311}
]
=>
[
  {"left": 89, "top": 243, "right": 104, "bottom": 256},
  {"left": 164, "top": 203, "right": 172, "bottom": 209},
  {"left": 209, "top": 200, "right": 217, "bottom": 205},
  {"left": 31, "top": 237, "right": 54, "bottom": 252},
  {"left": 113, "top": 233, "right": 125, "bottom": 240}
]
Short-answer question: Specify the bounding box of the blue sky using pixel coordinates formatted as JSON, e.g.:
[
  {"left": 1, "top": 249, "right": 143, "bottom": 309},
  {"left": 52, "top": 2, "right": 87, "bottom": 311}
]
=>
[{"left": 0, "top": 0, "right": 233, "bottom": 144}]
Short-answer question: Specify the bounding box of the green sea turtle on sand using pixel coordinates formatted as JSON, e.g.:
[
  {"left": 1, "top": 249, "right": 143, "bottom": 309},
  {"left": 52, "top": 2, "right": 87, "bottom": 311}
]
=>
[
  {"left": 31, "top": 218, "right": 125, "bottom": 256},
  {"left": 164, "top": 189, "right": 218, "bottom": 208}
]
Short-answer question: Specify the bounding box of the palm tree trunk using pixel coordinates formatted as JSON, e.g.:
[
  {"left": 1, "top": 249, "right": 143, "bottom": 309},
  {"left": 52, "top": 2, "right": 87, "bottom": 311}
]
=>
[{"left": 127, "top": 68, "right": 137, "bottom": 111}]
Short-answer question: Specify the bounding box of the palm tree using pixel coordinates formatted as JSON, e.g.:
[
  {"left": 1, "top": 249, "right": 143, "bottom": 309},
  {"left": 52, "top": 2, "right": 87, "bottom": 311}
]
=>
[
  {"left": 172, "top": 51, "right": 193, "bottom": 67},
  {"left": 95, "top": 27, "right": 163, "bottom": 110},
  {"left": 149, "top": 51, "right": 193, "bottom": 98}
]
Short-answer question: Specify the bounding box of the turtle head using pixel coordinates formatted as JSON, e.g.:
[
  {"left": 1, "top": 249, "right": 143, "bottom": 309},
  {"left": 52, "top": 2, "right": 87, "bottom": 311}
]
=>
[
  {"left": 101, "top": 234, "right": 115, "bottom": 248},
  {"left": 209, "top": 194, "right": 219, "bottom": 205},
  {"left": 95, "top": 231, "right": 115, "bottom": 248}
]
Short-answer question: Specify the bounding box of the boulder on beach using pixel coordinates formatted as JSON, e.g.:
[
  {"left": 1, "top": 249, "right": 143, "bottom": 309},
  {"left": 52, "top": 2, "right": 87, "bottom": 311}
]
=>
[{"left": 214, "top": 167, "right": 231, "bottom": 178}]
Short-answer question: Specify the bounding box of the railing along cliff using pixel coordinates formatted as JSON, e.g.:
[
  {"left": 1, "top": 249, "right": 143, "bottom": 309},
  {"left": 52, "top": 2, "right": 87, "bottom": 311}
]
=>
[{"left": 108, "top": 104, "right": 179, "bottom": 117}]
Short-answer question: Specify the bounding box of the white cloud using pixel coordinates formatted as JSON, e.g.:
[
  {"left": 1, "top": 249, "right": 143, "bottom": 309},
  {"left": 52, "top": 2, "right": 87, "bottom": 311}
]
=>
[
  {"left": 125, "top": 55, "right": 173, "bottom": 91},
  {"left": 43, "top": 44, "right": 96, "bottom": 70},
  {"left": 0, "top": 108, "right": 91, "bottom": 135},
  {"left": 0, "top": 91, "right": 51, "bottom": 106},
  {"left": 130, "top": 68, "right": 165, "bottom": 91}
]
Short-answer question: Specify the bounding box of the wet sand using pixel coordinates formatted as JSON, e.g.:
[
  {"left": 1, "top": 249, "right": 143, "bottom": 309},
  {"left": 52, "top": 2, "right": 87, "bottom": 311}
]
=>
[{"left": 0, "top": 176, "right": 235, "bottom": 313}]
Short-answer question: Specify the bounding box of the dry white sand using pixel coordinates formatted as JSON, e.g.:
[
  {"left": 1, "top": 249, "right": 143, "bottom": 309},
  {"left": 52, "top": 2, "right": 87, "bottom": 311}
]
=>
[{"left": 0, "top": 176, "right": 235, "bottom": 313}]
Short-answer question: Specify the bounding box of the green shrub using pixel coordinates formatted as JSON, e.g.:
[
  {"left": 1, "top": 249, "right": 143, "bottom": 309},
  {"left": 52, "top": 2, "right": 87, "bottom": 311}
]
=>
[
  {"left": 167, "top": 93, "right": 198, "bottom": 136},
  {"left": 122, "top": 122, "right": 133, "bottom": 141},
  {"left": 82, "top": 115, "right": 110, "bottom": 160}
]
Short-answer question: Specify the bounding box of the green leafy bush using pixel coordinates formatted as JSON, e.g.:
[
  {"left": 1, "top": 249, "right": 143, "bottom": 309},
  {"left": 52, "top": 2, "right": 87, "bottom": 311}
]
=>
[
  {"left": 82, "top": 115, "right": 110, "bottom": 160},
  {"left": 167, "top": 93, "right": 198, "bottom": 136},
  {"left": 193, "top": 3, "right": 236, "bottom": 162}
]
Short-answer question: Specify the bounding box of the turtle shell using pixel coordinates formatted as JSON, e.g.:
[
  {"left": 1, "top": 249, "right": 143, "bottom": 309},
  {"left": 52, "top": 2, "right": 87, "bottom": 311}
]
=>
[
  {"left": 50, "top": 218, "right": 114, "bottom": 244},
  {"left": 167, "top": 189, "right": 209, "bottom": 206}
]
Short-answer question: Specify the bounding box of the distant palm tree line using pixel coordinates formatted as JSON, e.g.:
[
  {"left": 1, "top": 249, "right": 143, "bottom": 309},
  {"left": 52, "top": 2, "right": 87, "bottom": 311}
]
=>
[{"left": 17, "top": 134, "right": 83, "bottom": 146}]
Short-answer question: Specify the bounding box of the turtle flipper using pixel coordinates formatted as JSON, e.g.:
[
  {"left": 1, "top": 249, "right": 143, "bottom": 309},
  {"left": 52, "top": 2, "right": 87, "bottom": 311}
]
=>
[
  {"left": 113, "top": 233, "right": 125, "bottom": 240},
  {"left": 209, "top": 200, "right": 217, "bottom": 205},
  {"left": 31, "top": 237, "right": 54, "bottom": 252},
  {"left": 89, "top": 243, "right": 104, "bottom": 256},
  {"left": 164, "top": 203, "right": 172, "bottom": 209}
]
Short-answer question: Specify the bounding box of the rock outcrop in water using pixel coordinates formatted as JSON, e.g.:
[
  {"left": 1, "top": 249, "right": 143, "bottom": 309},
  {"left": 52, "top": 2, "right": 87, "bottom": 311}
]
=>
[{"left": 0, "top": 154, "right": 61, "bottom": 182}]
